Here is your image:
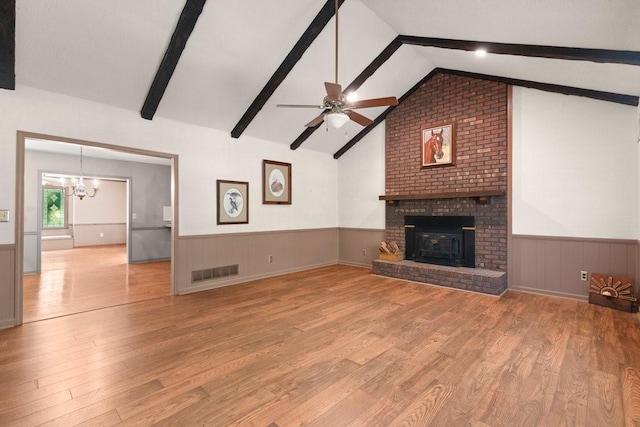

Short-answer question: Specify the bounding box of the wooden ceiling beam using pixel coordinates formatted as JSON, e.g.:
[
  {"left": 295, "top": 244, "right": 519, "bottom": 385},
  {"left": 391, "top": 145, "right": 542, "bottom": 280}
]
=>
[
  {"left": 440, "top": 68, "right": 639, "bottom": 106},
  {"left": 399, "top": 36, "right": 640, "bottom": 66},
  {"left": 333, "top": 68, "right": 639, "bottom": 159},
  {"left": 333, "top": 69, "right": 439, "bottom": 159},
  {"left": 230, "top": 0, "right": 345, "bottom": 139},
  {"left": 141, "top": 0, "right": 207, "bottom": 120},
  {"left": 342, "top": 37, "right": 403, "bottom": 95},
  {"left": 293, "top": 35, "right": 640, "bottom": 153},
  {"left": 0, "top": 0, "right": 15, "bottom": 90},
  {"left": 289, "top": 36, "right": 403, "bottom": 150}
]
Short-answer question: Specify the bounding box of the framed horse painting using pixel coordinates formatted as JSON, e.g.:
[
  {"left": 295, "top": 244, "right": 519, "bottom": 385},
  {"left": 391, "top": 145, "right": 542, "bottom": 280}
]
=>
[{"left": 421, "top": 121, "right": 456, "bottom": 167}]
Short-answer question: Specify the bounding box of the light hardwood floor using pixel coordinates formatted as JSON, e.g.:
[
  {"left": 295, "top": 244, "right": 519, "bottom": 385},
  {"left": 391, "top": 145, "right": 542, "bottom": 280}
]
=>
[
  {"left": 23, "top": 245, "right": 171, "bottom": 323},
  {"left": 2, "top": 265, "right": 640, "bottom": 425}
]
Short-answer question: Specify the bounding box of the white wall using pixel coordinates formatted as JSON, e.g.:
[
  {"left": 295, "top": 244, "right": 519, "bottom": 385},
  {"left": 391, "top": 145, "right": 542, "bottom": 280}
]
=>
[
  {"left": 335, "top": 86, "right": 640, "bottom": 240},
  {"left": 337, "top": 124, "right": 386, "bottom": 229},
  {"left": 72, "top": 180, "right": 126, "bottom": 225},
  {"left": 0, "top": 85, "right": 338, "bottom": 245},
  {"left": 512, "top": 87, "right": 638, "bottom": 239}
]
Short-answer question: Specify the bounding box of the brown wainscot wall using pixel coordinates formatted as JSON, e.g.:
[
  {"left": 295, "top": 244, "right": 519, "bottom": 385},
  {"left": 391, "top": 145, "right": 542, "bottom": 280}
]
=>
[
  {"left": 510, "top": 235, "right": 639, "bottom": 300},
  {"left": 338, "top": 228, "right": 387, "bottom": 268},
  {"left": 0, "top": 244, "right": 16, "bottom": 328},
  {"left": 175, "top": 228, "right": 340, "bottom": 294}
]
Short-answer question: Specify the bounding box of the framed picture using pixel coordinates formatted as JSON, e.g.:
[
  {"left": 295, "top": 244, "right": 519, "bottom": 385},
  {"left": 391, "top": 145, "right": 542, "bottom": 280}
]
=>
[
  {"left": 217, "top": 180, "right": 249, "bottom": 224},
  {"left": 421, "top": 121, "right": 456, "bottom": 167},
  {"left": 263, "top": 160, "right": 291, "bottom": 204}
]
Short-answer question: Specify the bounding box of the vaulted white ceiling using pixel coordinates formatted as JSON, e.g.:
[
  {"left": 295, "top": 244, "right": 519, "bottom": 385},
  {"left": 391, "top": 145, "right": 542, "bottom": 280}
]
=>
[{"left": 15, "top": 0, "right": 640, "bottom": 156}]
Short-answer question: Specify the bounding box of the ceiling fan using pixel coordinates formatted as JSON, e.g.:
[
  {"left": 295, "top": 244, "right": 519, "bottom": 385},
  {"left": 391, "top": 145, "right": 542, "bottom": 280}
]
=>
[{"left": 276, "top": 0, "right": 398, "bottom": 129}]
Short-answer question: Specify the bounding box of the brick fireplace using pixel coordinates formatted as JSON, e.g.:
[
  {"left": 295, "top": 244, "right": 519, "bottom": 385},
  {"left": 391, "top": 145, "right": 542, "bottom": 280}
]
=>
[{"left": 372, "top": 73, "right": 509, "bottom": 295}]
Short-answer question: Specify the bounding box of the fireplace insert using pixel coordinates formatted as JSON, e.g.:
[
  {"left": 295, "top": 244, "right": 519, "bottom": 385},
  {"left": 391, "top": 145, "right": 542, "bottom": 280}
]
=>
[{"left": 405, "top": 216, "right": 475, "bottom": 267}]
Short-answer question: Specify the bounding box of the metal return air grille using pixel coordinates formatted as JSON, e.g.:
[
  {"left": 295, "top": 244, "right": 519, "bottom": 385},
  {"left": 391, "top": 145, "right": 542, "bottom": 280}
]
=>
[{"left": 191, "top": 264, "right": 239, "bottom": 283}]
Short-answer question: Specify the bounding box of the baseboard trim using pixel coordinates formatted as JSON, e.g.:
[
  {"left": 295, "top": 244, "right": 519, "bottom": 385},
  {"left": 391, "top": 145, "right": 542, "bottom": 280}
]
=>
[
  {"left": 178, "top": 261, "right": 338, "bottom": 295},
  {"left": 512, "top": 234, "right": 637, "bottom": 245},
  {"left": 509, "top": 285, "right": 588, "bottom": 301},
  {"left": 338, "top": 261, "right": 373, "bottom": 269},
  {"left": 0, "top": 319, "right": 16, "bottom": 329},
  {"left": 338, "top": 227, "right": 385, "bottom": 232},
  {"left": 131, "top": 257, "right": 171, "bottom": 264}
]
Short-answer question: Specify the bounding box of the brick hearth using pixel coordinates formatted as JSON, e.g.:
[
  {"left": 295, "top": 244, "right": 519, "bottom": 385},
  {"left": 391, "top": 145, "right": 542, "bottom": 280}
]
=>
[{"left": 372, "top": 259, "right": 507, "bottom": 296}]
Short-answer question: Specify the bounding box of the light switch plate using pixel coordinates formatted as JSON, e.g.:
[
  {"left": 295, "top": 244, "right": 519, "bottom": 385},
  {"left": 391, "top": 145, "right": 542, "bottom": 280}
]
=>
[{"left": 0, "top": 210, "right": 9, "bottom": 222}]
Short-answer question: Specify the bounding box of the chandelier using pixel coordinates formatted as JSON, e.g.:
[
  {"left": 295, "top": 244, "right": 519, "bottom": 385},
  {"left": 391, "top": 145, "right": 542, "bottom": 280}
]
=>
[
  {"left": 62, "top": 176, "right": 99, "bottom": 200},
  {"left": 45, "top": 147, "right": 99, "bottom": 200},
  {"left": 64, "top": 147, "right": 99, "bottom": 200}
]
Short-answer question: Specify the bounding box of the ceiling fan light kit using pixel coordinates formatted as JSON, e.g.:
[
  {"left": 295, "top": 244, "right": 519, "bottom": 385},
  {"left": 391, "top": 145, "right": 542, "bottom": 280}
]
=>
[
  {"left": 276, "top": 0, "right": 398, "bottom": 130},
  {"left": 325, "top": 112, "right": 350, "bottom": 128}
]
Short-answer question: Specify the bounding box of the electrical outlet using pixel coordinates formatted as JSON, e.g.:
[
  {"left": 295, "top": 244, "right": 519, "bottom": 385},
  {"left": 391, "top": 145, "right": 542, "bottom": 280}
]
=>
[
  {"left": 268, "top": 255, "right": 273, "bottom": 263},
  {"left": 362, "top": 248, "right": 367, "bottom": 256},
  {"left": 0, "top": 210, "right": 8, "bottom": 222},
  {"left": 100, "top": 232, "right": 104, "bottom": 238},
  {"left": 580, "top": 271, "right": 588, "bottom": 282}
]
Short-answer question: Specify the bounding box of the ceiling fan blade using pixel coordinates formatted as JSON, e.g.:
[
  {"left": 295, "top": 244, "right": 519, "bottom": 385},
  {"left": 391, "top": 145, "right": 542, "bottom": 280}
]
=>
[
  {"left": 276, "top": 104, "right": 325, "bottom": 109},
  {"left": 350, "top": 96, "right": 399, "bottom": 109},
  {"left": 346, "top": 110, "right": 373, "bottom": 126},
  {"left": 324, "top": 82, "right": 343, "bottom": 101},
  {"left": 305, "top": 113, "right": 326, "bottom": 128}
]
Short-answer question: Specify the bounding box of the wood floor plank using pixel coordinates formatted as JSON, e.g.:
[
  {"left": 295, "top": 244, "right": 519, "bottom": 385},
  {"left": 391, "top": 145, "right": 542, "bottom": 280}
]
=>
[
  {"left": 248, "top": 349, "right": 407, "bottom": 426},
  {"left": 388, "top": 381, "right": 454, "bottom": 426},
  {"left": 549, "top": 334, "right": 591, "bottom": 422},
  {"left": 588, "top": 370, "right": 625, "bottom": 426},
  {"left": 118, "top": 386, "right": 210, "bottom": 426},
  {"left": 8, "top": 380, "right": 163, "bottom": 426},
  {"left": 427, "top": 331, "right": 526, "bottom": 426},
  {"left": 0, "top": 388, "right": 72, "bottom": 424},
  {"left": 2, "top": 264, "right": 640, "bottom": 425},
  {"left": 73, "top": 408, "right": 121, "bottom": 427},
  {"left": 623, "top": 367, "right": 640, "bottom": 426},
  {"left": 23, "top": 245, "right": 170, "bottom": 323},
  {"left": 307, "top": 388, "right": 378, "bottom": 427}
]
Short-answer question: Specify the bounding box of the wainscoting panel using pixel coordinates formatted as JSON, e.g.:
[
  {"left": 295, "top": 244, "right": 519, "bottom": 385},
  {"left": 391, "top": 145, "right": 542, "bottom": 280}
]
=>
[
  {"left": 511, "top": 235, "right": 638, "bottom": 300},
  {"left": 73, "top": 223, "right": 126, "bottom": 247},
  {"left": 176, "top": 228, "right": 339, "bottom": 294},
  {"left": 338, "top": 228, "right": 385, "bottom": 267},
  {"left": 0, "top": 245, "right": 16, "bottom": 328}
]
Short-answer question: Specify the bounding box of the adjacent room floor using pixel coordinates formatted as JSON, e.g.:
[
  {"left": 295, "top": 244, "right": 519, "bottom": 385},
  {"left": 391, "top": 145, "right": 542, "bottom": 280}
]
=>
[
  {"left": 3, "top": 264, "right": 640, "bottom": 425},
  {"left": 22, "top": 244, "right": 171, "bottom": 322}
]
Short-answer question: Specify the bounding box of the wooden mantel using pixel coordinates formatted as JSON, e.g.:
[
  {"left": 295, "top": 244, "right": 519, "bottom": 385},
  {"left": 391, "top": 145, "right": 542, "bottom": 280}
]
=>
[{"left": 379, "top": 190, "right": 505, "bottom": 205}]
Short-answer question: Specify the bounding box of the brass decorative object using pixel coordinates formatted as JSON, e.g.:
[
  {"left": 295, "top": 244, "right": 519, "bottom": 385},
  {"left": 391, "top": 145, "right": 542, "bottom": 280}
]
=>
[{"left": 588, "top": 273, "right": 638, "bottom": 312}]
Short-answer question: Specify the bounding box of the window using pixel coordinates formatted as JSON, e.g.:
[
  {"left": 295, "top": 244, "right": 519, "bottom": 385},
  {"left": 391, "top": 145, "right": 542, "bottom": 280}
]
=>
[{"left": 43, "top": 187, "right": 68, "bottom": 228}]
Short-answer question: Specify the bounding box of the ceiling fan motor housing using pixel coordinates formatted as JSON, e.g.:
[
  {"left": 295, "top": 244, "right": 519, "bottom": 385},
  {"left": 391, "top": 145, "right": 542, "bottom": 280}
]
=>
[{"left": 324, "top": 94, "right": 348, "bottom": 112}]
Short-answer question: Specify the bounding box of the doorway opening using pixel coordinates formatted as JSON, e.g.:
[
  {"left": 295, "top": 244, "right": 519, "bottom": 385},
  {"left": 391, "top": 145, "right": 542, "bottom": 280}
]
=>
[{"left": 16, "top": 132, "right": 178, "bottom": 324}]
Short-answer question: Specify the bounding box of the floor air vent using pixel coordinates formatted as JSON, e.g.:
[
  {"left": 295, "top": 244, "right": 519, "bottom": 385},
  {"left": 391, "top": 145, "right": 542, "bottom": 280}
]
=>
[{"left": 191, "top": 264, "right": 239, "bottom": 283}]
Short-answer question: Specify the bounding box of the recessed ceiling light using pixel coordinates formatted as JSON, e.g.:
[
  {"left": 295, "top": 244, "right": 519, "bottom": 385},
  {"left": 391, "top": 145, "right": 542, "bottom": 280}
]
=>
[
  {"left": 475, "top": 48, "right": 487, "bottom": 57},
  {"left": 346, "top": 92, "right": 358, "bottom": 103}
]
